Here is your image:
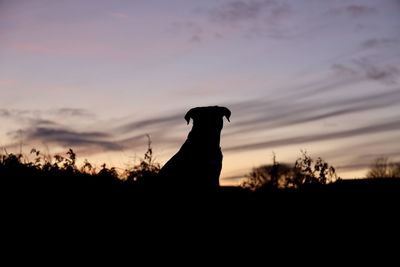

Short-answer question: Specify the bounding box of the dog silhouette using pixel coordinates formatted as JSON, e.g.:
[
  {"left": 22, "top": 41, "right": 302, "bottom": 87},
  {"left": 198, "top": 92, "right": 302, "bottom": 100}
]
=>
[{"left": 159, "top": 106, "right": 231, "bottom": 190}]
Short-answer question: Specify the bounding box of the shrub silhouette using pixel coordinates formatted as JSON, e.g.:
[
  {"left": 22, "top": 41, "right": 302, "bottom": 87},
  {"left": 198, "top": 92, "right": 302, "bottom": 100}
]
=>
[
  {"left": 2, "top": 142, "right": 399, "bottom": 197},
  {"left": 0, "top": 142, "right": 160, "bottom": 190},
  {"left": 124, "top": 135, "right": 160, "bottom": 186},
  {"left": 366, "top": 157, "right": 400, "bottom": 178},
  {"left": 242, "top": 154, "right": 293, "bottom": 191},
  {"left": 289, "top": 151, "right": 339, "bottom": 188},
  {"left": 242, "top": 151, "right": 339, "bottom": 191}
]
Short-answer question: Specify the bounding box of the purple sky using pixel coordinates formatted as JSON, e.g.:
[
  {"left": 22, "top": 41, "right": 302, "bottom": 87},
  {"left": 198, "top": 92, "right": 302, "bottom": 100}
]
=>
[{"left": 1, "top": 0, "right": 399, "bottom": 184}]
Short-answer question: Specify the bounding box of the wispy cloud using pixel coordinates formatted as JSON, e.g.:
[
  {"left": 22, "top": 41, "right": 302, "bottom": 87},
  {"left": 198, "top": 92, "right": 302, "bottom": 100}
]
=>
[
  {"left": 0, "top": 108, "right": 96, "bottom": 123},
  {"left": 31, "top": 119, "right": 59, "bottom": 127},
  {"left": 116, "top": 113, "right": 184, "bottom": 134},
  {"left": 345, "top": 5, "right": 377, "bottom": 17},
  {"left": 225, "top": 88, "right": 400, "bottom": 136},
  {"left": 10, "top": 41, "right": 117, "bottom": 58},
  {"left": 209, "top": 0, "right": 296, "bottom": 39},
  {"left": 0, "top": 109, "right": 41, "bottom": 122},
  {"left": 329, "top": 4, "right": 377, "bottom": 17},
  {"left": 171, "top": 0, "right": 297, "bottom": 41},
  {"left": 361, "top": 38, "right": 399, "bottom": 49},
  {"left": 54, "top": 108, "right": 95, "bottom": 118},
  {"left": 113, "top": 112, "right": 189, "bottom": 151},
  {"left": 110, "top": 12, "right": 129, "bottom": 19},
  {"left": 0, "top": 109, "right": 11, "bottom": 117},
  {"left": 0, "top": 108, "right": 100, "bottom": 152},
  {"left": 210, "top": 0, "right": 266, "bottom": 23},
  {"left": 9, "top": 127, "right": 122, "bottom": 152},
  {"left": 332, "top": 58, "right": 400, "bottom": 85},
  {"left": 0, "top": 106, "right": 183, "bottom": 155},
  {"left": 170, "top": 21, "right": 205, "bottom": 43},
  {"left": 225, "top": 118, "right": 400, "bottom": 153},
  {"left": 12, "top": 43, "right": 52, "bottom": 53},
  {"left": 109, "top": 78, "right": 400, "bottom": 156},
  {"left": 353, "top": 58, "right": 400, "bottom": 84},
  {"left": 209, "top": 0, "right": 290, "bottom": 24},
  {"left": 0, "top": 79, "right": 17, "bottom": 86}
]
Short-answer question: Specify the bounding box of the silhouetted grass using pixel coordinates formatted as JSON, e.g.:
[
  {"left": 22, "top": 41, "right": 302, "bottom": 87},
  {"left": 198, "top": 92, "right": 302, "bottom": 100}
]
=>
[{"left": 1, "top": 143, "right": 399, "bottom": 203}]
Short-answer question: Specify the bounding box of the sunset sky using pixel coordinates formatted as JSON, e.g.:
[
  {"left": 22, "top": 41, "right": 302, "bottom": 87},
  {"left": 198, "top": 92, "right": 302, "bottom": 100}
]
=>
[{"left": 1, "top": 0, "right": 399, "bottom": 185}]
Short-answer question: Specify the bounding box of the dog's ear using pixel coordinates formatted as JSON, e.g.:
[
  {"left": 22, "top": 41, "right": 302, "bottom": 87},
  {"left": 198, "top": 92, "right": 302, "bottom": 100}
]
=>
[
  {"left": 220, "top": 107, "right": 231, "bottom": 122},
  {"left": 184, "top": 108, "right": 198, "bottom": 124}
]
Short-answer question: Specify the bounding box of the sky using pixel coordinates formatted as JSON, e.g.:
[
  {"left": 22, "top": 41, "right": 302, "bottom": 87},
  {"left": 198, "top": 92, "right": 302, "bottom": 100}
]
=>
[{"left": 0, "top": 0, "right": 399, "bottom": 185}]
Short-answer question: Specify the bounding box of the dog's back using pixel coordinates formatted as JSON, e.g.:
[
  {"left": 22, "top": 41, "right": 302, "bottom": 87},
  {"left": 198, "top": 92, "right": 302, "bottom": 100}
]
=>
[{"left": 159, "top": 106, "right": 230, "bottom": 190}]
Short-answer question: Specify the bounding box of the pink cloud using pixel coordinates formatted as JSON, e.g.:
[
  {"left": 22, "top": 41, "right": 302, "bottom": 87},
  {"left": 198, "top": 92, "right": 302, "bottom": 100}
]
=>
[
  {"left": 346, "top": 5, "right": 377, "bottom": 17},
  {"left": 110, "top": 12, "right": 130, "bottom": 19},
  {"left": 12, "top": 43, "right": 52, "bottom": 53},
  {"left": 0, "top": 79, "right": 18, "bottom": 86},
  {"left": 10, "top": 41, "right": 124, "bottom": 59}
]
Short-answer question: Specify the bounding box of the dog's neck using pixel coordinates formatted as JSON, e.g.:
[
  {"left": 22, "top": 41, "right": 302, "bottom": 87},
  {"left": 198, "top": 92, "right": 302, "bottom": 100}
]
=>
[{"left": 187, "top": 127, "right": 221, "bottom": 150}]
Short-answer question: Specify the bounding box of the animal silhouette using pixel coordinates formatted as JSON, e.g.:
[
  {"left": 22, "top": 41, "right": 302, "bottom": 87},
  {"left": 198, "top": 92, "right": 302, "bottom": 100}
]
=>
[{"left": 159, "top": 106, "right": 231, "bottom": 190}]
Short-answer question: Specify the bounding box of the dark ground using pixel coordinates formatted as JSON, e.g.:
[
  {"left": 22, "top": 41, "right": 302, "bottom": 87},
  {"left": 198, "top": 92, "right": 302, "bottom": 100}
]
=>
[
  {"left": 1, "top": 177, "right": 399, "bottom": 261},
  {"left": 2, "top": 177, "right": 399, "bottom": 213}
]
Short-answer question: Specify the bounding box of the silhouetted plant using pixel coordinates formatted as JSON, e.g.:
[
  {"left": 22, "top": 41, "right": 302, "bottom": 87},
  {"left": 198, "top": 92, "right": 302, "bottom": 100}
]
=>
[
  {"left": 367, "top": 157, "right": 400, "bottom": 178},
  {"left": 29, "top": 148, "right": 42, "bottom": 169},
  {"left": 1, "top": 147, "right": 119, "bottom": 188},
  {"left": 125, "top": 135, "right": 160, "bottom": 185},
  {"left": 0, "top": 150, "right": 24, "bottom": 173},
  {"left": 62, "top": 148, "right": 77, "bottom": 174},
  {"left": 97, "top": 163, "right": 119, "bottom": 184},
  {"left": 242, "top": 154, "right": 292, "bottom": 191},
  {"left": 80, "top": 159, "right": 94, "bottom": 175},
  {"left": 242, "top": 151, "right": 339, "bottom": 191},
  {"left": 288, "top": 151, "right": 338, "bottom": 188}
]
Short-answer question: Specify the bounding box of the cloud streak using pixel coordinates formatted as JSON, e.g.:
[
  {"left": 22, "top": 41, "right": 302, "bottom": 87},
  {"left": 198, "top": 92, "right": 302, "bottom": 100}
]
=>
[
  {"left": 329, "top": 4, "right": 377, "bottom": 17},
  {"left": 116, "top": 113, "right": 184, "bottom": 134},
  {"left": 225, "top": 118, "right": 400, "bottom": 153},
  {"left": 361, "top": 38, "right": 399, "bottom": 49},
  {"left": 0, "top": 79, "right": 17, "bottom": 86},
  {"left": 332, "top": 59, "right": 400, "bottom": 85},
  {"left": 170, "top": 0, "right": 297, "bottom": 42},
  {"left": 10, "top": 127, "right": 122, "bottom": 152},
  {"left": 353, "top": 59, "right": 400, "bottom": 84},
  {"left": 1, "top": 107, "right": 115, "bottom": 154},
  {"left": 0, "top": 109, "right": 11, "bottom": 117},
  {"left": 224, "top": 87, "right": 400, "bottom": 137},
  {"left": 344, "top": 5, "right": 377, "bottom": 17},
  {"left": 209, "top": 0, "right": 291, "bottom": 24},
  {"left": 108, "top": 82, "right": 400, "bottom": 159},
  {"left": 0, "top": 108, "right": 95, "bottom": 122},
  {"left": 54, "top": 108, "right": 95, "bottom": 118},
  {"left": 213, "top": 58, "right": 397, "bottom": 138}
]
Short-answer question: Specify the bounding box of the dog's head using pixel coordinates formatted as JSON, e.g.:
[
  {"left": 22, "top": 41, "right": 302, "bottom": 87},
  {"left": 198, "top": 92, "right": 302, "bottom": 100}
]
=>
[{"left": 184, "top": 106, "right": 231, "bottom": 132}]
